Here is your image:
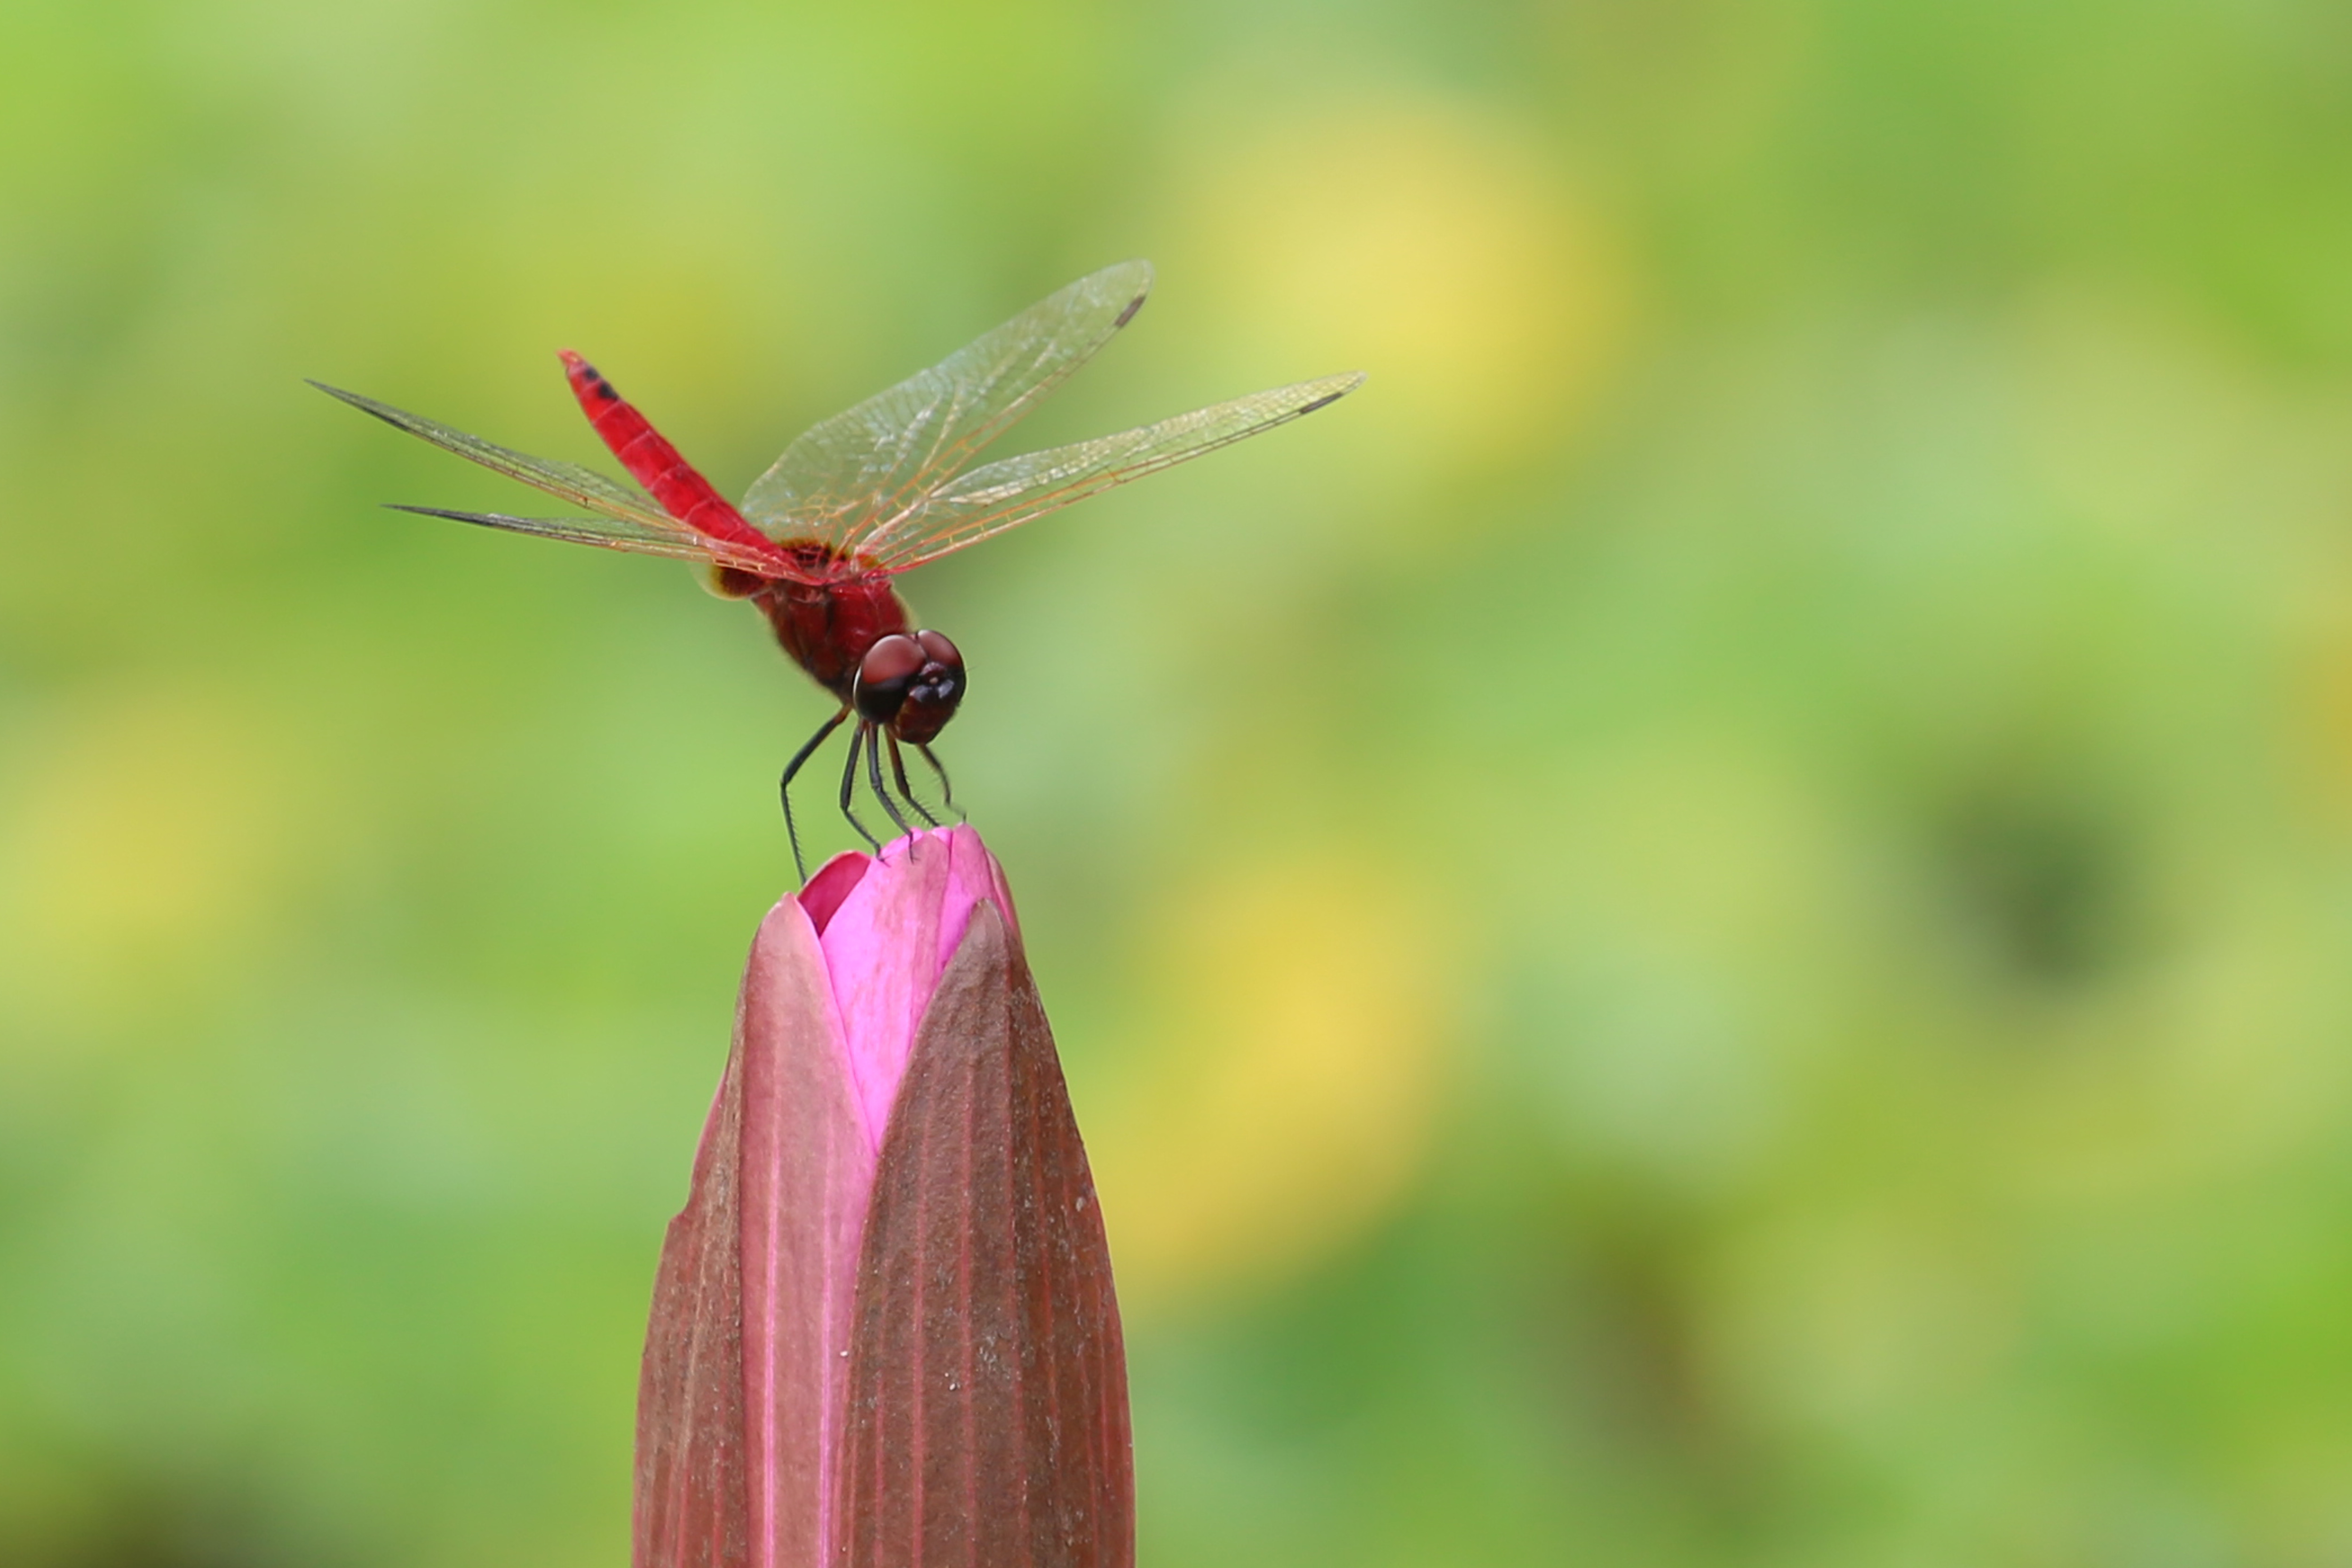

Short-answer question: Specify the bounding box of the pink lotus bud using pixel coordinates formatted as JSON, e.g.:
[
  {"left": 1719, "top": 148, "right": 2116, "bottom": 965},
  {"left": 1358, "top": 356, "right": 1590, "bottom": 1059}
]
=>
[{"left": 634, "top": 826, "right": 1132, "bottom": 1568}]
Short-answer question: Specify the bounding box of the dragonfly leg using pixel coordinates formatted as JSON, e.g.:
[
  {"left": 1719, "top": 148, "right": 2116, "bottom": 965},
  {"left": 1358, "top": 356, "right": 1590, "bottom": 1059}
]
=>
[
  {"left": 916, "top": 743, "right": 964, "bottom": 822},
  {"left": 779, "top": 707, "right": 850, "bottom": 883},
  {"left": 838, "top": 724, "right": 881, "bottom": 854},
  {"left": 866, "top": 725, "right": 917, "bottom": 843},
  {"left": 885, "top": 733, "right": 941, "bottom": 828}
]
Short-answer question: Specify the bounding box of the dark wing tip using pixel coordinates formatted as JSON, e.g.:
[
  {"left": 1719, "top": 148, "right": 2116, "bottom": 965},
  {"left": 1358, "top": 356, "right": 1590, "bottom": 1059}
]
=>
[
  {"left": 1107, "top": 258, "right": 1154, "bottom": 327},
  {"left": 310, "top": 378, "right": 416, "bottom": 432},
  {"left": 1296, "top": 373, "right": 1369, "bottom": 416},
  {"left": 382, "top": 501, "right": 571, "bottom": 537}
]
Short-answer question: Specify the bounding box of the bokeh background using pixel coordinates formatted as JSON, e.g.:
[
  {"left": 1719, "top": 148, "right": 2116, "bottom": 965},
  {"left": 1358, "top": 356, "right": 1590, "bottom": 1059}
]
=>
[{"left": 8, "top": 0, "right": 2352, "bottom": 1563}]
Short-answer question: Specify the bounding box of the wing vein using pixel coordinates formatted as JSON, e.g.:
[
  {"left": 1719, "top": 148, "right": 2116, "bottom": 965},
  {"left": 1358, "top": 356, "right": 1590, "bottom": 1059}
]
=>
[{"left": 859, "top": 371, "right": 1367, "bottom": 572}]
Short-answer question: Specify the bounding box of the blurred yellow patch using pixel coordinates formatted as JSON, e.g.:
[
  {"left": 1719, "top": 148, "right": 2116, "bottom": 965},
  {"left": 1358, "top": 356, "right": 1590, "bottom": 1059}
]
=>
[
  {"left": 1086, "top": 856, "right": 1452, "bottom": 1314},
  {"left": 1158, "top": 83, "right": 1627, "bottom": 500},
  {"left": 0, "top": 685, "right": 313, "bottom": 1037}
]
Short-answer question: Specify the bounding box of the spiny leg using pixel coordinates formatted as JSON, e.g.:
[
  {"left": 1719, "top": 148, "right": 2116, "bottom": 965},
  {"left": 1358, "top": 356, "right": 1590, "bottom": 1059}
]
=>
[
  {"left": 865, "top": 725, "right": 917, "bottom": 843},
  {"left": 885, "top": 733, "right": 941, "bottom": 828},
  {"left": 838, "top": 724, "right": 881, "bottom": 853},
  {"left": 779, "top": 707, "right": 850, "bottom": 883},
  {"left": 915, "top": 743, "right": 964, "bottom": 822}
]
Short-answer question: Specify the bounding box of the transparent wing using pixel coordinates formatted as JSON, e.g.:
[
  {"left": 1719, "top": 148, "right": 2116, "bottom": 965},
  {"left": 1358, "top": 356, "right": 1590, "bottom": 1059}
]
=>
[
  {"left": 386, "top": 506, "right": 793, "bottom": 574},
  {"left": 740, "top": 260, "right": 1154, "bottom": 547},
  {"left": 312, "top": 380, "right": 681, "bottom": 530},
  {"left": 855, "top": 371, "right": 1367, "bottom": 572}
]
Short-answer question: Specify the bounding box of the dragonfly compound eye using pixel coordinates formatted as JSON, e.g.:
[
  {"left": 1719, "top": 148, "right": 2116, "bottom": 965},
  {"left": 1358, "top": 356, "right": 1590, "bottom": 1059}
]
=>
[
  {"left": 890, "top": 630, "right": 966, "bottom": 745},
  {"left": 853, "top": 634, "right": 928, "bottom": 722}
]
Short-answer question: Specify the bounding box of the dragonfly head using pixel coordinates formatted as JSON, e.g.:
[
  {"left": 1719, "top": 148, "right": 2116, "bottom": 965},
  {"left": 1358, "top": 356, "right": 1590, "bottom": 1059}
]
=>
[{"left": 854, "top": 630, "right": 966, "bottom": 745}]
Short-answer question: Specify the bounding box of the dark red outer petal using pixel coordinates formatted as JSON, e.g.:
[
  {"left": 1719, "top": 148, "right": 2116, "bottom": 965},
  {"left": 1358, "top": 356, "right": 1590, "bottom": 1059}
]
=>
[
  {"left": 634, "top": 1042, "right": 751, "bottom": 1568},
  {"left": 837, "top": 901, "right": 1135, "bottom": 1568},
  {"left": 638, "top": 905, "right": 868, "bottom": 1568}
]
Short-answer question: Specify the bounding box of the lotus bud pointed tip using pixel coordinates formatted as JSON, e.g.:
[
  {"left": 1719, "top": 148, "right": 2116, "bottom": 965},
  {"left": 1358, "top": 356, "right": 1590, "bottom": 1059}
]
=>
[{"left": 638, "top": 826, "right": 1130, "bottom": 1568}]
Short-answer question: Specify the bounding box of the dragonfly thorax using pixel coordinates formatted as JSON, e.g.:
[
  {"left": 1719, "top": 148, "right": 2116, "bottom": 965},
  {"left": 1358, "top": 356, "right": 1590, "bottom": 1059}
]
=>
[
  {"left": 747, "top": 549, "right": 963, "bottom": 740},
  {"left": 754, "top": 570, "right": 913, "bottom": 700}
]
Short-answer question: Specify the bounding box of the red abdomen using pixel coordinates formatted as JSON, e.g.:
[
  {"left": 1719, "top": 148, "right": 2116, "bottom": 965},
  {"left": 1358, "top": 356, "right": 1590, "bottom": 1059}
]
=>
[
  {"left": 560, "top": 351, "right": 779, "bottom": 557},
  {"left": 554, "top": 358, "right": 910, "bottom": 701}
]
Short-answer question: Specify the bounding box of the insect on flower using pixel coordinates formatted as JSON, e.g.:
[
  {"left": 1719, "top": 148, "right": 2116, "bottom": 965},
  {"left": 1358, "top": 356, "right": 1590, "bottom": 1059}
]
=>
[{"left": 315, "top": 261, "right": 1365, "bottom": 878}]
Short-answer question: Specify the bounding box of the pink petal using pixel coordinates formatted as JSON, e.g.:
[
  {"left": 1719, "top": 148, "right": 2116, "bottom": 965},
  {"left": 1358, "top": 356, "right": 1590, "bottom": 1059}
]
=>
[
  {"left": 816, "top": 827, "right": 1017, "bottom": 1155},
  {"left": 835, "top": 900, "right": 1133, "bottom": 1568},
  {"left": 797, "top": 851, "right": 872, "bottom": 937}
]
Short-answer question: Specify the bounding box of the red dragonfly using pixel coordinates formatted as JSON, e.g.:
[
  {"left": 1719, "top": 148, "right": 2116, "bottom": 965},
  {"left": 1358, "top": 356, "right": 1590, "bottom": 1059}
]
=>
[{"left": 316, "top": 261, "right": 1363, "bottom": 878}]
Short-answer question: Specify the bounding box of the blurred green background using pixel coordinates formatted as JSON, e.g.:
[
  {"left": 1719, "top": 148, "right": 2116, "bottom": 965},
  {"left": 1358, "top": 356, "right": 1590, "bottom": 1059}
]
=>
[{"left": 8, "top": 0, "right": 2352, "bottom": 1563}]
